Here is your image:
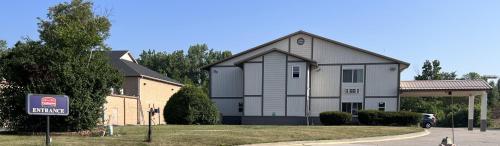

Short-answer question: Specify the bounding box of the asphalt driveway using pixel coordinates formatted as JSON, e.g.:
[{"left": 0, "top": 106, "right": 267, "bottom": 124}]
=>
[{"left": 336, "top": 128, "right": 500, "bottom": 146}]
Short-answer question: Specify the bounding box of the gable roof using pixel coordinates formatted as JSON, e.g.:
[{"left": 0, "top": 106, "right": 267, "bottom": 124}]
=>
[
  {"left": 106, "top": 51, "right": 183, "bottom": 86},
  {"left": 234, "top": 48, "right": 317, "bottom": 66},
  {"left": 201, "top": 30, "right": 410, "bottom": 70}
]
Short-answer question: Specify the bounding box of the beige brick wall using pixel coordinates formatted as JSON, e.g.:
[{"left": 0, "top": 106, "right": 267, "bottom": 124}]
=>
[
  {"left": 139, "top": 77, "right": 182, "bottom": 125},
  {"left": 104, "top": 95, "right": 138, "bottom": 125}
]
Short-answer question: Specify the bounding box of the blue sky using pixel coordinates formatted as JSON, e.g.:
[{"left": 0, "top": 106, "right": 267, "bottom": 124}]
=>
[{"left": 1, "top": 0, "right": 499, "bottom": 80}]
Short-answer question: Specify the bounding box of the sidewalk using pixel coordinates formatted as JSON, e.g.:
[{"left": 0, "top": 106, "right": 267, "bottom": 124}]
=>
[{"left": 241, "top": 129, "right": 429, "bottom": 146}]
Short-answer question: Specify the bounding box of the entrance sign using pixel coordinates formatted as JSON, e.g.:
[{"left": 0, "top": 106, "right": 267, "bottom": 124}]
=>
[
  {"left": 26, "top": 94, "right": 69, "bottom": 146},
  {"left": 26, "top": 94, "right": 69, "bottom": 116}
]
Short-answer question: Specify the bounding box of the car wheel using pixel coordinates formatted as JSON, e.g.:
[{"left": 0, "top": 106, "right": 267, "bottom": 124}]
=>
[{"left": 425, "top": 122, "right": 432, "bottom": 128}]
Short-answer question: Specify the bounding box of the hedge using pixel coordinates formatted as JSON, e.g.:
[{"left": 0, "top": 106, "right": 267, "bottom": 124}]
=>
[
  {"left": 319, "top": 111, "right": 352, "bottom": 125},
  {"left": 358, "top": 110, "right": 421, "bottom": 126},
  {"left": 163, "top": 85, "right": 220, "bottom": 124}
]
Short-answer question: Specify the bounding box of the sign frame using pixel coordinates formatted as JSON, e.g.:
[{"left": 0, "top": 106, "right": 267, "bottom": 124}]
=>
[{"left": 26, "top": 93, "right": 70, "bottom": 116}]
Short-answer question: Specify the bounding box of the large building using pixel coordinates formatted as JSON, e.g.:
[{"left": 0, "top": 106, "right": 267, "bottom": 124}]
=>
[
  {"left": 202, "top": 30, "right": 410, "bottom": 124},
  {"left": 104, "top": 51, "right": 183, "bottom": 125}
]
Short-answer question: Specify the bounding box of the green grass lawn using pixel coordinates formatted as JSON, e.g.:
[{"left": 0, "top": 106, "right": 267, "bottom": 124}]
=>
[{"left": 0, "top": 125, "right": 423, "bottom": 146}]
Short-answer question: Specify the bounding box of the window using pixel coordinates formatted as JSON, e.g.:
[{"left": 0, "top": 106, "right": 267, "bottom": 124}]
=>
[
  {"left": 292, "top": 66, "right": 300, "bottom": 78},
  {"left": 342, "top": 69, "right": 363, "bottom": 83},
  {"left": 378, "top": 102, "right": 386, "bottom": 111},
  {"left": 342, "top": 102, "right": 363, "bottom": 116}
]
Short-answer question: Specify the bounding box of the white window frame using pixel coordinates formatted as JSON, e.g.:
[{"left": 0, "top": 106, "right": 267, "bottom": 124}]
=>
[
  {"left": 292, "top": 66, "right": 300, "bottom": 78},
  {"left": 378, "top": 102, "right": 386, "bottom": 111}
]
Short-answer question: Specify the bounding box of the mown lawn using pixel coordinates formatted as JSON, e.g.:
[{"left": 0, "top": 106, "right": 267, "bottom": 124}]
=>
[{"left": 0, "top": 125, "right": 423, "bottom": 146}]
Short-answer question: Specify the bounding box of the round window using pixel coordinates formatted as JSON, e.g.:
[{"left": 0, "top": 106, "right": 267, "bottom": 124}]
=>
[{"left": 297, "top": 38, "right": 305, "bottom": 45}]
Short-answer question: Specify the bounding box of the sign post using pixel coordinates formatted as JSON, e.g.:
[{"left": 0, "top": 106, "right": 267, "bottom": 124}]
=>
[{"left": 26, "top": 94, "right": 69, "bottom": 146}]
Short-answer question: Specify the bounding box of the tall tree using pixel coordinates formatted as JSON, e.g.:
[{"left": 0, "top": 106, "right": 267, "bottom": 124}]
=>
[
  {"left": 462, "top": 72, "right": 485, "bottom": 80},
  {"left": 415, "top": 60, "right": 456, "bottom": 80},
  {"left": 137, "top": 44, "right": 231, "bottom": 93},
  {"left": 0, "top": 0, "right": 122, "bottom": 131}
]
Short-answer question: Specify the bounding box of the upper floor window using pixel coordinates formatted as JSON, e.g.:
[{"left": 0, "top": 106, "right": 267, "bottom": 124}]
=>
[
  {"left": 343, "top": 69, "right": 363, "bottom": 83},
  {"left": 292, "top": 66, "right": 300, "bottom": 78}
]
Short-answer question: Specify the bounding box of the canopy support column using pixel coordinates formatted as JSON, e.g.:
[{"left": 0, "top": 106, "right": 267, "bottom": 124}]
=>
[
  {"left": 480, "top": 92, "right": 488, "bottom": 132},
  {"left": 468, "top": 95, "right": 474, "bottom": 131}
]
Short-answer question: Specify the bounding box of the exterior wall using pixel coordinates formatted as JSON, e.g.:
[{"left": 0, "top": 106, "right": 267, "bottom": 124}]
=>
[
  {"left": 310, "top": 98, "right": 340, "bottom": 116},
  {"left": 244, "top": 63, "right": 262, "bottom": 96},
  {"left": 287, "top": 62, "right": 306, "bottom": 95},
  {"left": 313, "top": 38, "right": 392, "bottom": 64},
  {"left": 104, "top": 95, "right": 138, "bottom": 125},
  {"left": 213, "top": 98, "right": 242, "bottom": 116},
  {"left": 211, "top": 67, "right": 243, "bottom": 117},
  {"left": 263, "top": 52, "right": 286, "bottom": 116},
  {"left": 211, "top": 67, "right": 243, "bottom": 97},
  {"left": 122, "top": 77, "right": 139, "bottom": 96},
  {"left": 340, "top": 65, "right": 364, "bottom": 103},
  {"left": 365, "top": 98, "right": 398, "bottom": 111},
  {"left": 139, "top": 78, "right": 182, "bottom": 125},
  {"left": 365, "top": 64, "right": 399, "bottom": 96},
  {"left": 249, "top": 56, "right": 262, "bottom": 62},
  {"left": 244, "top": 96, "right": 261, "bottom": 116},
  {"left": 311, "top": 65, "right": 341, "bottom": 97},
  {"left": 287, "top": 96, "right": 305, "bottom": 116},
  {"left": 218, "top": 39, "right": 289, "bottom": 65},
  {"left": 290, "top": 34, "right": 312, "bottom": 59}
]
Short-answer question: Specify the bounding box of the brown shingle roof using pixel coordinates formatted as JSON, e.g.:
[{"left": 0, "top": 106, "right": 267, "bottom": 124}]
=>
[{"left": 400, "top": 80, "right": 492, "bottom": 91}]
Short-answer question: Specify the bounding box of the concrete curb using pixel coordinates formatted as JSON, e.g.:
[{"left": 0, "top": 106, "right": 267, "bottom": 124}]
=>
[{"left": 241, "top": 129, "right": 430, "bottom": 146}]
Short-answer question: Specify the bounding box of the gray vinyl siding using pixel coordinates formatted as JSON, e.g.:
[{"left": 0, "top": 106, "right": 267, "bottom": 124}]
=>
[
  {"left": 217, "top": 39, "right": 289, "bottom": 65},
  {"left": 311, "top": 65, "right": 340, "bottom": 97},
  {"left": 263, "top": 52, "right": 286, "bottom": 116},
  {"left": 249, "top": 56, "right": 262, "bottom": 62},
  {"left": 290, "top": 34, "right": 312, "bottom": 59},
  {"left": 365, "top": 98, "right": 397, "bottom": 111},
  {"left": 287, "top": 62, "right": 306, "bottom": 95},
  {"left": 341, "top": 65, "right": 364, "bottom": 103},
  {"left": 313, "top": 38, "right": 392, "bottom": 64},
  {"left": 287, "top": 96, "right": 305, "bottom": 116},
  {"left": 212, "top": 98, "right": 242, "bottom": 116},
  {"left": 244, "top": 96, "right": 262, "bottom": 116},
  {"left": 244, "top": 63, "right": 262, "bottom": 95},
  {"left": 210, "top": 67, "right": 243, "bottom": 97},
  {"left": 287, "top": 56, "right": 302, "bottom": 61},
  {"left": 310, "top": 98, "right": 339, "bottom": 116},
  {"left": 365, "top": 64, "right": 398, "bottom": 96}
]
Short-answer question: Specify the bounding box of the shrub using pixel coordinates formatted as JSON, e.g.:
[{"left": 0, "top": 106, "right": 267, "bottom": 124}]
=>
[
  {"left": 163, "top": 85, "right": 220, "bottom": 124},
  {"left": 319, "top": 111, "right": 352, "bottom": 125},
  {"left": 358, "top": 110, "right": 421, "bottom": 126}
]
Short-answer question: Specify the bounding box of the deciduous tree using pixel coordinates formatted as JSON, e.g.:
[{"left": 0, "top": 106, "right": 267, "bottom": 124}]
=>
[{"left": 0, "top": 0, "right": 122, "bottom": 131}]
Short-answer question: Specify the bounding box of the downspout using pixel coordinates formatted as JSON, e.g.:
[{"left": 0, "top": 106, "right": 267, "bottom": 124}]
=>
[{"left": 306, "top": 64, "right": 311, "bottom": 125}]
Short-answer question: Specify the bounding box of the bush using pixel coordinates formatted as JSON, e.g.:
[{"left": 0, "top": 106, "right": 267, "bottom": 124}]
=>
[
  {"left": 163, "top": 85, "right": 220, "bottom": 124},
  {"left": 358, "top": 110, "right": 421, "bottom": 126},
  {"left": 319, "top": 111, "right": 352, "bottom": 125}
]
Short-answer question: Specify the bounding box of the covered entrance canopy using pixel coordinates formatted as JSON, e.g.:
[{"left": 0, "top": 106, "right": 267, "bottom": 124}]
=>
[{"left": 400, "top": 80, "right": 493, "bottom": 132}]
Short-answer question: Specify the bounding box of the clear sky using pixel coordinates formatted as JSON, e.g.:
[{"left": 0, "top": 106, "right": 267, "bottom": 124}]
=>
[{"left": 1, "top": 0, "right": 499, "bottom": 80}]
